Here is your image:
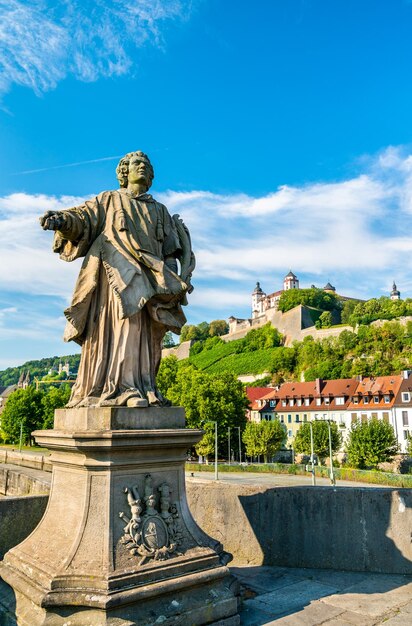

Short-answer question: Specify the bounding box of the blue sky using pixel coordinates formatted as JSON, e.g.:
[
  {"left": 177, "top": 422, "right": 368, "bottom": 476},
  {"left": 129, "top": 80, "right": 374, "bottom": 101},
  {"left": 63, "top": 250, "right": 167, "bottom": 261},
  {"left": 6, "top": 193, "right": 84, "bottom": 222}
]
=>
[{"left": 2, "top": 0, "right": 412, "bottom": 368}]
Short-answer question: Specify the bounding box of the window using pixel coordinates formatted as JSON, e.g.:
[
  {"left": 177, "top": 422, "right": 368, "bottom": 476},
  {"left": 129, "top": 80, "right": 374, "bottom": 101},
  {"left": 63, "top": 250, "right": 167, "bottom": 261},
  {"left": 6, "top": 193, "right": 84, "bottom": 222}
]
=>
[
  {"left": 364, "top": 397, "right": 369, "bottom": 405},
  {"left": 374, "top": 396, "right": 379, "bottom": 404},
  {"left": 336, "top": 397, "right": 344, "bottom": 406},
  {"left": 290, "top": 399, "right": 294, "bottom": 407},
  {"left": 280, "top": 416, "right": 284, "bottom": 423},
  {"left": 282, "top": 400, "right": 286, "bottom": 407},
  {"left": 402, "top": 411, "right": 409, "bottom": 427},
  {"left": 353, "top": 397, "right": 359, "bottom": 404},
  {"left": 324, "top": 398, "right": 330, "bottom": 406},
  {"left": 384, "top": 395, "right": 390, "bottom": 404},
  {"left": 361, "top": 414, "right": 367, "bottom": 423},
  {"left": 304, "top": 398, "right": 310, "bottom": 406},
  {"left": 303, "top": 414, "right": 308, "bottom": 422},
  {"left": 287, "top": 415, "right": 292, "bottom": 423},
  {"left": 371, "top": 412, "right": 378, "bottom": 419},
  {"left": 383, "top": 412, "right": 389, "bottom": 423},
  {"left": 287, "top": 430, "right": 293, "bottom": 438},
  {"left": 270, "top": 400, "right": 275, "bottom": 407},
  {"left": 403, "top": 430, "right": 410, "bottom": 440},
  {"left": 296, "top": 399, "right": 302, "bottom": 407},
  {"left": 402, "top": 392, "right": 410, "bottom": 403},
  {"left": 351, "top": 413, "right": 357, "bottom": 423},
  {"left": 295, "top": 415, "right": 300, "bottom": 423},
  {"left": 316, "top": 398, "right": 321, "bottom": 406}
]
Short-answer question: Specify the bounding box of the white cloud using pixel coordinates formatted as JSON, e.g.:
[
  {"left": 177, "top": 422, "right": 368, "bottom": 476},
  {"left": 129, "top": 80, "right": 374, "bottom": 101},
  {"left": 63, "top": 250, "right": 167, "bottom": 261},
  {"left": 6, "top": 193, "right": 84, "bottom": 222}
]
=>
[
  {"left": 1, "top": 145, "right": 412, "bottom": 326},
  {"left": 0, "top": 0, "right": 192, "bottom": 97}
]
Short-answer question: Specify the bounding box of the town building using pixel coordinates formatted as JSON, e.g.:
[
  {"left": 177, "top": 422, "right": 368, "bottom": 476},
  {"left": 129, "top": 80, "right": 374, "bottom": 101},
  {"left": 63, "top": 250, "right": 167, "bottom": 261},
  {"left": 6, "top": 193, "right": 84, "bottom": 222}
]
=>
[
  {"left": 246, "top": 372, "right": 412, "bottom": 452},
  {"left": 392, "top": 370, "right": 412, "bottom": 452}
]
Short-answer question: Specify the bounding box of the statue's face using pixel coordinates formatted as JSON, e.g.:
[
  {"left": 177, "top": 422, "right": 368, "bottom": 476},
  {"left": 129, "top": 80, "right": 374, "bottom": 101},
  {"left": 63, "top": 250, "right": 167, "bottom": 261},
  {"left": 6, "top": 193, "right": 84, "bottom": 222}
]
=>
[{"left": 128, "top": 154, "right": 152, "bottom": 189}]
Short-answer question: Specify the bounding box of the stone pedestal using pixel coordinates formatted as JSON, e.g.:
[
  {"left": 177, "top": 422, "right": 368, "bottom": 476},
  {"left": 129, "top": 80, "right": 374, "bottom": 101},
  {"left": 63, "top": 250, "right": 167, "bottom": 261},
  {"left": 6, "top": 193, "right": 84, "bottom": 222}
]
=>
[{"left": 0, "top": 408, "right": 240, "bottom": 626}]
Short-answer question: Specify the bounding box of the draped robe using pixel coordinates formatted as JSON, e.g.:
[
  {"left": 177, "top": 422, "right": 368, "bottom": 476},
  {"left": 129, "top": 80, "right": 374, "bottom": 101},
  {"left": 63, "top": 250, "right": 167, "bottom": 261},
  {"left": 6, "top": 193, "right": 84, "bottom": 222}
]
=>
[{"left": 53, "top": 189, "right": 188, "bottom": 407}]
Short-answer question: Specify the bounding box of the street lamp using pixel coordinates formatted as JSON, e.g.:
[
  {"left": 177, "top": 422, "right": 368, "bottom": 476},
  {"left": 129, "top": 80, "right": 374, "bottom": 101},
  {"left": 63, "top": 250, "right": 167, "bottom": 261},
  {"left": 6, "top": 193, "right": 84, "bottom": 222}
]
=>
[
  {"left": 236, "top": 426, "right": 242, "bottom": 464},
  {"left": 227, "top": 427, "right": 231, "bottom": 466}
]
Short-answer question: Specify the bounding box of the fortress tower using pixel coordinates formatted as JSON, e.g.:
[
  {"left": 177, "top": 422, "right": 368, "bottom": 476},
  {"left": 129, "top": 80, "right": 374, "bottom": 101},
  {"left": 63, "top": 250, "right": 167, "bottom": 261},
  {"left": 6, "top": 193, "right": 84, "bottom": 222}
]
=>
[
  {"left": 283, "top": 270, "right": 299, "bottom": 291},
  {"left": 391, "top": 281, "right": 401, "bottom": 301}
]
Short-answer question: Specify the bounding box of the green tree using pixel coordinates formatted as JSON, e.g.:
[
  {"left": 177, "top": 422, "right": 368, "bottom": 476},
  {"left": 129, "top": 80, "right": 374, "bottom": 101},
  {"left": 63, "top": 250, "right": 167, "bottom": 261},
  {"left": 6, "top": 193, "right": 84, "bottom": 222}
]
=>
[
  {"left": 0, "top": 387, "right": 44, "bottom": 445},
  {"left": 209, "top": 320, "right": 229, "bottom": 337},
  {"left": 406, "top": 435, "right": 412, "bottom": 457},
  {"left": 278, "top": 288, "right": 340, "bottom": 314},
  {"left": 319, "top": 311, "right": 333, "bottom": 328},
  {"left": 156, "top": 355, "right": 179, "bottom": 398},
  {"left": 242, "top": 420, "right": 286, "bottom": 462},
  {"left": 346, "top": 419, "right": 399, "bottom": 469},
  {"left": 167, "top": 365, "right": 248, "bottom": 453},
  {"left": 242, "top": 422, "right": 262, "bottom": 459},
  {"left": 341, "top": 299, "right": 358, "bottom": 325},
  {"left": 162, "top": 331, "right": 176, "bottom": 348},
  {"left": 41, "top": 385, "right": 71, "bottom": 429},
  {"left": 294, "top": 420, "right": 342, "bottom": 463},
  {"left": 195, "top": 423, "right": 216, "bottom": 461}
]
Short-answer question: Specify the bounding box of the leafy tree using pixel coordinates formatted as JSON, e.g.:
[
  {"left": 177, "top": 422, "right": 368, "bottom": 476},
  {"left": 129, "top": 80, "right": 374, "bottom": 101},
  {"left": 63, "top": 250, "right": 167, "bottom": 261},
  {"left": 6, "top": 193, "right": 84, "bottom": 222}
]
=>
[
  {"left": 195, "top": 423, "right": 216, "bottom": 461},
  {"left": 0, "top": 387, "right": 44, "bottom": 445},
  {"left": 341, "top": 299, "right": 358, "bottom": 325},
  {"left": 278, "top": 288, "right": 340, "bottom": 314},
  {"left": 180, "top": 321, "right": 210, "bottom": 343},
  {"left": 167, "top": 365, "right": 248, "bottom": 453},
  {"left": 346, "top": 419, "right": 399, "bottom": 469},
  {"left": 242, "top": 420, "right": 286, "bottom": 462},
  {"left": 209, "top": 320, "right": 229, "bottom": 337},
  {"left": 319, "top": 311, "right": 333, "bottom": 328},
  {"left": 406, "top": 435, "right": 412, "bottom": 457},
  {"left": 242, "top": 422, "right": 262, "bottom": 459},
  {"left": 41, "top": 385, "right": 71, "bottom": 429},
  {"left": 294, "top": 420, "right": 342, "bottom": 463},
  {"left": 162, "top": 331, "right": 176, "bottom": 348},
  {"left": 156, "top": 355, "right": 179, "bottom": 398}
]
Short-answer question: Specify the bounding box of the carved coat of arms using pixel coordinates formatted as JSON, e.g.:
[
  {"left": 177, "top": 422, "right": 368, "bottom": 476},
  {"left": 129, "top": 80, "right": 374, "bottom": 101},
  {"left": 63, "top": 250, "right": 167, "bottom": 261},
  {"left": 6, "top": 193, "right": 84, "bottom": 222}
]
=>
[{"left": 119, "top": 474, "right": 183, "bottom": 565}]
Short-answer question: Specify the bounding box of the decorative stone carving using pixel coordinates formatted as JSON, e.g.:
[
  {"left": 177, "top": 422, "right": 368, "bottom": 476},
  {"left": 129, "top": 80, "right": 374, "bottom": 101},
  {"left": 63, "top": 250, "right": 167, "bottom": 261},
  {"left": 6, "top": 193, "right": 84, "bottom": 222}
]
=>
[{"left": 119, "top": 474, "right": 182, "bottom": 565}]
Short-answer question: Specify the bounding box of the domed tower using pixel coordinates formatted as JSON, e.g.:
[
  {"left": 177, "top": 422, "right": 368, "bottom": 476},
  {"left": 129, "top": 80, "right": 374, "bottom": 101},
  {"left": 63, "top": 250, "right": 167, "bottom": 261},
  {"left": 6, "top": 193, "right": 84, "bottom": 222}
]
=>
[
  {"left": 390, "top": 281, "right": 400, "bottom": 301},
  {"left": 283, "top": 270, "right": 299, "bottom": 291},
  {"left": 252, "top": 282, "right": 266, "bottom": 318}
]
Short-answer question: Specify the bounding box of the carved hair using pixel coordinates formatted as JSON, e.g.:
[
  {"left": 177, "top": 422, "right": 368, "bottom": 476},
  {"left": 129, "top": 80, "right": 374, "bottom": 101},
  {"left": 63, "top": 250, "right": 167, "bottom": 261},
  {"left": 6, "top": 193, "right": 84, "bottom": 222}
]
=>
[{"left": 116, "top": 151, "right": 154, "bottom": 189}]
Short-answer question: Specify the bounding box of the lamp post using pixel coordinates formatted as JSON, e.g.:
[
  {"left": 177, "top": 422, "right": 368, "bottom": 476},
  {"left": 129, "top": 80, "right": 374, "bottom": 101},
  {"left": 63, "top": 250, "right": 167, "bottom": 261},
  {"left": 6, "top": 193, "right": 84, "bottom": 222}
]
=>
[
  {"left": 237, "top": 426, "right": 242, "bottom": 464},
  {"left": 228, "top": 427, "right": 231, "bottom": 466},
  {"left": 19, "top": 421, "right": 24, "bottom": 453}
]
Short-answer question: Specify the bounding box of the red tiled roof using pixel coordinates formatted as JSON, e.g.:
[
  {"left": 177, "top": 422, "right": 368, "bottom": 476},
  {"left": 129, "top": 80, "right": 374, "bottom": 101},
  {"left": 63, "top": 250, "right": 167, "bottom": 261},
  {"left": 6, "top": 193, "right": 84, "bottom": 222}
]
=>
[{"left": 245, "top": 387, "right": 274, "bottom": 403}]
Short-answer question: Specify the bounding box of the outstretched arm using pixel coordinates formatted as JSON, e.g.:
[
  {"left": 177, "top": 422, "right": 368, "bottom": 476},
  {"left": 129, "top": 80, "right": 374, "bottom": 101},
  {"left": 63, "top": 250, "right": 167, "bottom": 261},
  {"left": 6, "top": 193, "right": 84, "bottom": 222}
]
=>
[{"left": 39, "top": 209, "right": 84, "bottom": 241}]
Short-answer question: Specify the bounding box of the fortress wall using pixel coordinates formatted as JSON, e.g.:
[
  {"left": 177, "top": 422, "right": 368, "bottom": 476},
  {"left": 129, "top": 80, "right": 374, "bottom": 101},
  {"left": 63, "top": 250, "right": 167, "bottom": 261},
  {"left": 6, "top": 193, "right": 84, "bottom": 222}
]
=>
[
  {"left": 161, "top": 340, "right": 193, "bottom": 360},
  {"left": 300, "top": 325, "right": 354, "bottom": 342}
]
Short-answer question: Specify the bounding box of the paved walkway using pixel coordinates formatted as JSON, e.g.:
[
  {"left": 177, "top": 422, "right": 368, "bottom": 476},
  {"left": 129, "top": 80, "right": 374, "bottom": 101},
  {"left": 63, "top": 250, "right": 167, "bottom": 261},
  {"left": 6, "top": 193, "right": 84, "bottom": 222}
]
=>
[
  {"left": 234, "top": 565, "right": 412, "bottom": 625},
  {"left": 187, "top": 470, "right": 388, "bottom": 488}
]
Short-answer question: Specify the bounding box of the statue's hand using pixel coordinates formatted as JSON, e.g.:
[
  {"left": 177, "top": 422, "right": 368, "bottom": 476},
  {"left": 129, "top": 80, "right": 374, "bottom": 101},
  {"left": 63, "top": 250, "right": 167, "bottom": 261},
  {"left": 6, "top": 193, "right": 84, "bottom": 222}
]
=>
[{"left": 39, "top": 210, "right": 67, "bottom": 231}]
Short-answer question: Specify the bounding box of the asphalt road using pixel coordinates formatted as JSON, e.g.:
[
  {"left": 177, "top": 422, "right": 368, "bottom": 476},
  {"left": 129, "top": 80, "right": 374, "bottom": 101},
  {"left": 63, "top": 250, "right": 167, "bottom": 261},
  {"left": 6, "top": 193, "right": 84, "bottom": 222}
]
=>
[{"left": 185, "top": 470, "right": 387, "bottom": 488}]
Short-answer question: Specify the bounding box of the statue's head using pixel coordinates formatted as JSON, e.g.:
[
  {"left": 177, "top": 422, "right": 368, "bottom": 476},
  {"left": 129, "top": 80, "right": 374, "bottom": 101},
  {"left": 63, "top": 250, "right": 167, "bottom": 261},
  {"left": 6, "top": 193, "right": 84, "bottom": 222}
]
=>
[{"left": 116, "top": 151, "right": 154, "bottom": 191}]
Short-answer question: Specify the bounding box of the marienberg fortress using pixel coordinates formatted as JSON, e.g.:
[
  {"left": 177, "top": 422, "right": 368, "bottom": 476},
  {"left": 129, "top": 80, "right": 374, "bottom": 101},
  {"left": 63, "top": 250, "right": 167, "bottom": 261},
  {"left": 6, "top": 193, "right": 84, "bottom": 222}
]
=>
[{"left": 164, "top": 271, "right": 407, "bottom": 360}]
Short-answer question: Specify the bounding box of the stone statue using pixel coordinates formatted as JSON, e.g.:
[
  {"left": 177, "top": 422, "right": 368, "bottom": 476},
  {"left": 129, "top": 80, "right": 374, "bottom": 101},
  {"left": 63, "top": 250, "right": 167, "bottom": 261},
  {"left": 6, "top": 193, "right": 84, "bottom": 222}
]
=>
[{"left": 40, "top": 151, "right": 195, "bottom": 408}]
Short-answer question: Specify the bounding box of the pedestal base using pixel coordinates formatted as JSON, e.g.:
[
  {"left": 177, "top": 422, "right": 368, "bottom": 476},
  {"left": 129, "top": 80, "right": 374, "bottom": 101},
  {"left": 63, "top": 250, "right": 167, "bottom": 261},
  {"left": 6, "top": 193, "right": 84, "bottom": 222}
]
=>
[{"left": 0, "top": 408, "right": 240, "bottom": 626}]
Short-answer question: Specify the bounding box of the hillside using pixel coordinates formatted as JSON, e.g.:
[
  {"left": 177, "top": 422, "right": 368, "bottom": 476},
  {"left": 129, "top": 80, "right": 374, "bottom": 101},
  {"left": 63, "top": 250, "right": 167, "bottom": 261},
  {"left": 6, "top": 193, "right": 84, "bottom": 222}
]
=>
[
  {"left": 0, "top": 354, "right": 81, "bottom": 387},
  {"left": 185, "top": 320, "right": 412, "bottom": 382}
]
